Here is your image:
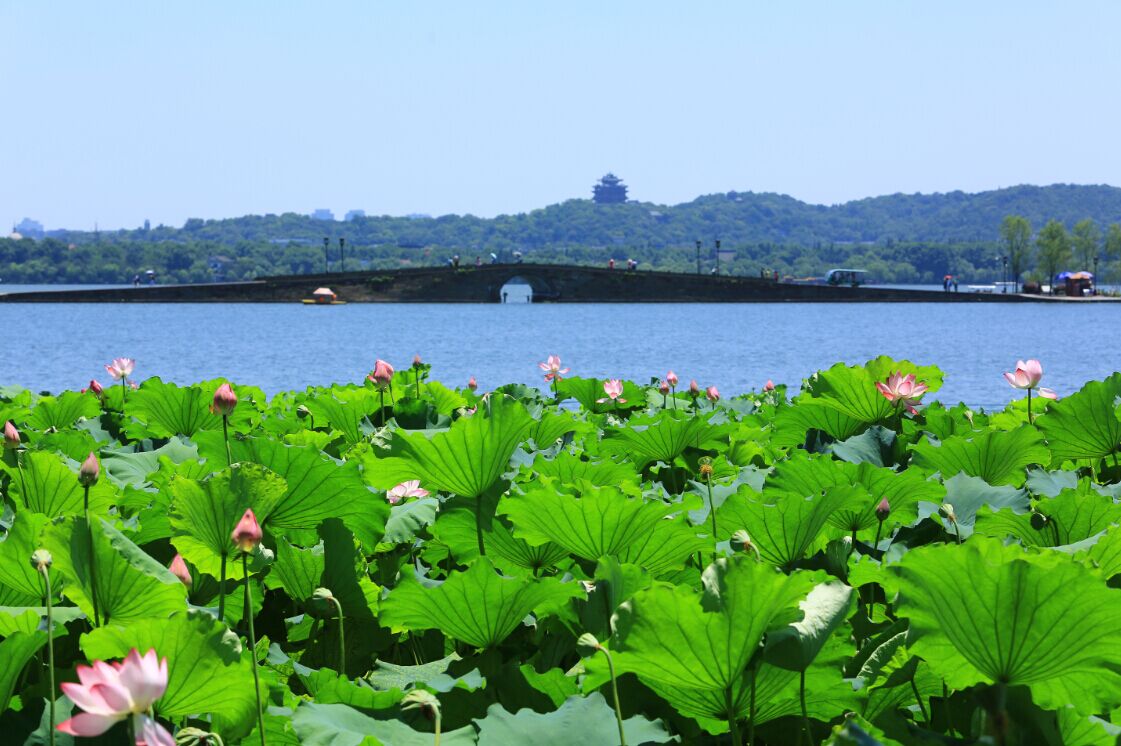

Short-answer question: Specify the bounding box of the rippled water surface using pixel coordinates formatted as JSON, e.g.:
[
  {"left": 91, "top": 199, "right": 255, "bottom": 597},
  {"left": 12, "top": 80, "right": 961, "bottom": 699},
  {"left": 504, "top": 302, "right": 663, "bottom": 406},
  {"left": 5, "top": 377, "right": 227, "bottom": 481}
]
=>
[{"left": 3, "top": 295, "right": 1119, "bottom": 409}]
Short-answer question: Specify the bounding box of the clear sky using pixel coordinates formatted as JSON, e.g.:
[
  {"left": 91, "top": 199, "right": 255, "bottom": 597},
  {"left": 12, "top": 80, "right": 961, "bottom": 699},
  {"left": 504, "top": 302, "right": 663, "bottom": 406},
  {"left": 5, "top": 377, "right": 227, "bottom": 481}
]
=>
[{"left": 3, "top": 1, "right": 1120, "bottom": 231}]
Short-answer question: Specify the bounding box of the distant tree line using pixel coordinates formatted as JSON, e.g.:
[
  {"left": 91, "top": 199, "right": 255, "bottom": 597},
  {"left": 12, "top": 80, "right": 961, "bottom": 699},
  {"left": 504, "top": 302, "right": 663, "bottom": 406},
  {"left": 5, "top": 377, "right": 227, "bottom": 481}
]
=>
[{"left": 1000, "top": 215, "right": 1121, "bottom": 292}]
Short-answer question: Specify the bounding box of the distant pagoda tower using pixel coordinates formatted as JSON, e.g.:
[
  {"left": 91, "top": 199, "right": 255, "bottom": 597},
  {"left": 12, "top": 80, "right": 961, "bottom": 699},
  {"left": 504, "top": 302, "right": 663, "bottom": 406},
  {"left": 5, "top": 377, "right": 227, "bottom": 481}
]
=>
[{"left": 592, "top": 173, "right": 628, "bottom": 204}]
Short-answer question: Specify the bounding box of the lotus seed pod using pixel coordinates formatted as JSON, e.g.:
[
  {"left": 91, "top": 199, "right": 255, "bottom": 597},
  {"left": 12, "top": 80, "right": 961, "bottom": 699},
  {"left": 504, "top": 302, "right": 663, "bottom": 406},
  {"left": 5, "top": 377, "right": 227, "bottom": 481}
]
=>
[
  {"left": 939, "top": 503, "right": 957, "bottom": 524},
  {"left": 30, "top": 549, "right": 52, "bottom": 571}
]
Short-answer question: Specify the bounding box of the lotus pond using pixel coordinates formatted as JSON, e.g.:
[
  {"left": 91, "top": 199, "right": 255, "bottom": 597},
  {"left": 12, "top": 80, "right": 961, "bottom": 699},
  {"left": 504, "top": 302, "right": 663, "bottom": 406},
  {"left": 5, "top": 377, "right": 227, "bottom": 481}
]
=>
[{"left": 1, "top": 356, "right": 1120, "bottom": 745}]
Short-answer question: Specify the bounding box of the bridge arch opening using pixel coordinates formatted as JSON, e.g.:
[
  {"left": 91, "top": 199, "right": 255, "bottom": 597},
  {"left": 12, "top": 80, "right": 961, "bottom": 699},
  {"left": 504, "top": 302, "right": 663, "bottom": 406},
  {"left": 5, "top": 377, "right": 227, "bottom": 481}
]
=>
[{"left": 499, "top": 275, "right": 534, "bottom": 304}]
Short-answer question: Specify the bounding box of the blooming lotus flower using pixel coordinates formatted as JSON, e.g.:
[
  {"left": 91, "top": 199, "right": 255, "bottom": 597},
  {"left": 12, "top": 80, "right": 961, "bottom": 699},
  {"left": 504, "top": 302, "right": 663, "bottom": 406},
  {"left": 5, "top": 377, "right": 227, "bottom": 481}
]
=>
[
  {"left": 467, "top": 376, "right": 478, "bottom": 391},
  {"left": 1004, "top": 359, "right": 1044, "bottom": 390},
  {"left": 705, "top": 385, "right": 720, "bottom": 402},
  {"left": 596, "top": 379, "right": 627, "bottom": 404},
  {"left": 58, "top": 648, "right": 173, "bottom": 746},
  {"left": 168, "top": 554, "right": 192, "bottom": 587},
  {"left": 666, "top": 370, "right": 678, "bottom": 387},
  {"left": 368, "top": 359, "right": 394, "bottom": 390},
  {"left": 88, "top": 379, "right": 104, "bottom": 396},
  {"left": 104, "top": 358, "right": 135, "bottom": 381},
  {"left": 387, "top": 480, "right": 429, "bottom": 505},
  {"left": 538, "top": 355, "right": 569, "bottom": 382},
  {"left": 875, "top": 372, "right": 929, "bottom": 414},
  {"left": 3, "top": 421, "right": 18, "bottom": 449},
  {"left": 210, "top": 382, "right": 238, "bottom": 416},
  {"left": 231, "top": 508, "right": 262, "bottom": 553},
  {"left": 763, "top": 379, "right": 775, "bottom": 392},
  {"left": 78, "top": 452, "right": 100, "bottom": 487}
]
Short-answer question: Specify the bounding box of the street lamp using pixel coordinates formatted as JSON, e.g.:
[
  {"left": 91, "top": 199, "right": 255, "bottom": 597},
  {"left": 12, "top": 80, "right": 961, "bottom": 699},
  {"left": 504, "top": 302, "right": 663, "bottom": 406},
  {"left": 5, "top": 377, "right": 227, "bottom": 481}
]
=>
[
  {"left": 1094, "top": 255, "right": 1100, "bottom": 294},
  {"left": 714, "top": 239, "right": 721, "bottom": 276},
  {"left": 1002, "top": 255, "right": 1009, "bottom": 293},
  {"left": 339, "top": 237, "right": 346, "bottom": 273},
  {"left": 323, "top": 236, "right": 330, "bottom": 274},
  {"left": 695, "top": 240, "right": 702, "bottom": 275}
]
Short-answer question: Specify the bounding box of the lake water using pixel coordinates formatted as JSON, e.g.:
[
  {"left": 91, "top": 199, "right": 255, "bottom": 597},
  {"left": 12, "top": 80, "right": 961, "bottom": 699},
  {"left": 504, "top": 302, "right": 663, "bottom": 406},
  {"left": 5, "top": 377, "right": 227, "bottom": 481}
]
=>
[{"left": 3, "top": 288, "right": 1119, "bottom": 410}]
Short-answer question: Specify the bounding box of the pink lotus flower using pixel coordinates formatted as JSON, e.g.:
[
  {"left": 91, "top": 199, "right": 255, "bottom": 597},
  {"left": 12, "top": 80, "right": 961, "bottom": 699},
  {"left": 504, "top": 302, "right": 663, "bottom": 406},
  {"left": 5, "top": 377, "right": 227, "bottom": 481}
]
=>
[
  {"left": 387, "top": 480, "right": 429, "bottom": 505},
  {"left": 875, "top": 497, "right": 890, "bottom": 521},
  {"left": 368, "top": 359, "right": 394, "bottom": 390},
  {"left": 875, "top": 372, "right": 929, "bottom": 414},
  {"left": 210, "top": 382, "right": 238, "bottom": 416},
  {"left": 1038, "top": 387, "right": 1058, "bottom": 400},
  {"left": 763, "top": 379, "right": 775, "bottom": 392},
  {"left": 104, "top": 358, "right": 135, "bottom": 381},
  {"left": 58, "top": 648, "right": 173, "bottom": 746},
  {"left": 231, "top": 508, "right": 262, "bottom": 553},
  {"left": 1003, "top": 359, "right": 1043, "bottom": 390},
  {"left": 689, "top": 379, "right": 700, "bottom": 395},
  {"left": 705, "top": 385, "right": 720, "bottom": 402},
  {"left": 658, "top": 380, "right": 670, "bottom": 394},
  {"left": 78, "top": 452, "right": 100, "bottom": 487},
  {"left": 666, "top": 370, "right": 678, "bottom": 387},
  {"left": 88, "top": 379, "right": 104, "bottom": 396},
  {"left": 596, "top": 379, "right": 627, "bottom": 404},
  {"left": 2, "top": 421, "right": 18, "bottom": 450},
  {"left": 538, "top": 355, "right": 569, "bottom": 382},
  {"left": 467, "top": 376, "right": 478, "bottom": 391},
  {"left": 168, "top": 554, "right": 192, "bottom": 587}
]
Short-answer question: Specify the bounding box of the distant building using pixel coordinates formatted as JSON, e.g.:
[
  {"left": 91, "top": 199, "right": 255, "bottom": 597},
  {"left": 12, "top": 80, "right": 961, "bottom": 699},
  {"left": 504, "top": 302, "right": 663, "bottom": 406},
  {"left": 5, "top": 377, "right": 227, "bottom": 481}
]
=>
[
  {"left": 344, "top": 209, "right": 366, "bottom": 222},
  {"left": 593, "top": 173, "right": 628, "bottom": 204},
  {"left": 310, "top": 209, "right": 335, "bottom": 221},
  {"left": 14, "top": 218, "right": 44, "bottom": 238}
]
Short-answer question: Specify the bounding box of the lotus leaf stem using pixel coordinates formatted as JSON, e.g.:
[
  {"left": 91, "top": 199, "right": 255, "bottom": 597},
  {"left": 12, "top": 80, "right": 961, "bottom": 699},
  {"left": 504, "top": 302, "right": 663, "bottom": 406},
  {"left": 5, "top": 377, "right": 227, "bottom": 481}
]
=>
[
  {"left": 222, "top": 414, "right": 232, "bottom": 467},
  {"left": 218, "top": 551, "right": 228, "bottom": 623},
  {"left": 83, "top": 485, "right": 101, "bottom": 627},
  {"left": 38, "top": 565, "right": 55, "bottom": 746},
  {"left": 943, "top": 682, "right": 955, "bottom": 738},
  {"left": 243, "top": 553, "right": 267, "bottom": 745},
  {"left": 329, "top": 594, "right": 346, "bottom": 676},
  {"left": 747, "top": 663, "right": 757, "bottom": 746},
  {"left": 723, "top": 685, "right": 740, "bottom": 746},
  {"left": 475, "top": 497, "right": 486, "bottom": 556},
  {"left": 909, "top": 676, "right": 929, "bottom": 723},
  {"left": 705, "top": 477, "right": 718, "bottom": 566},
  {"left": 595, "top": 646, "right": 626, "bottom": 746},
  {"left": 799, "top": 669, "right": 812, "bottom": 746},
  {"left": 1026, "top": 388, "right": 1032, "bottom": 424}
]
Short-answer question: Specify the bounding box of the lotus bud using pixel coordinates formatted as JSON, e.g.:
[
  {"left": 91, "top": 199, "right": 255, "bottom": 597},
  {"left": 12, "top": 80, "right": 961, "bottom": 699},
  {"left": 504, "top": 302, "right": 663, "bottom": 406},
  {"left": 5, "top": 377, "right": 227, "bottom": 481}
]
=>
[
  {"left": 369, "top": 359, "right": 394, "bottom": 390},
  {"left": 658, "top": 379, "right": 670, "bottom": 395},
  {"left": 30, "top": 548, "right": 52, "bottom": 571},
  {"left": 763, "top": 379, "right": 775, "bottom": 392},
  {"left": 705, "top": 385, "right": 720, "bottom": 402},
  {"left": 231, "top": 508, "right": 263, "bottom": 553},
  {"left": 169, "top": 554, "right": 192, "bottom": 587},
  {"left": 3, "top": 421, "right": 19, "bottom": 449},
  {"left": 296, "top": 404, "right": 311, "bottom": 420},
  {"left": 175, "top": 726, "right": 222, "bottom": 746},
  {"left": 579, "top": 580, "right": 596, "bottom": 594},
  {"left": 211, "top": 382, "right": 238, "bottom": 416},
  {"left": 964, "top": 409, "right": 975, "bottom": 426},
  {"left": 875, "top": 498, "right": 891, "bottom": 522},
  {"left": 78, "top": 452, "right": 100, "bottom": 487},
  {"left": 666, "top": 370, "right": 678, "bottom": 387},
  {"left": 689, "top": 379, "right": 700, "bottom": 395},
  {"left": 309, "top": 586, "right": 336, "bottom": 616},
  {"left": 467, "top": 376, "right": 478, "bottom": 391},
  {"left": 730, "top": 530, "right": 754, "bottom": 553},
  {"left": 939, "top": 503, "right": 957, "bottom": 525},
  {"left": 576, "top": 632, "right": 602, "bottom": 657},
  {"left": 412, "top": 354, "right": 423, "bottom": 369},
  {"left": 88, "top": 379, "right": 104, "bottom": 396},
  {"left": 1029, "top": 510, "right": 1049, "bottom": 531},
  {"left": 401, "top": 689, "right": 441, "bottom": 719}
]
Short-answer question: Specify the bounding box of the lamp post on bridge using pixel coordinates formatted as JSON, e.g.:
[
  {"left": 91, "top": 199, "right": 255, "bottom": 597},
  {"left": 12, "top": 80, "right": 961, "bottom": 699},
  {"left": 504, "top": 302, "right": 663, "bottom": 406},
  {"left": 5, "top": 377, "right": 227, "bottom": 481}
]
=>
[
  {"left": 1094, "top": 255, "right": 1100, "bottom": 294},
  {"left": 714, "top": 239, "right": 721, "bottom": 276},
  {"left": 1001, "top": 255, "right": 1008, "bottom": 293},
  {"left": 339, "top": 237, "right": 345, "bottom": 273},
  {"left": 323, "top": 237, "right": 330, "bottom": 274},
  {"left": 695, "top": 240, "right": 701, "bottom": 275}
]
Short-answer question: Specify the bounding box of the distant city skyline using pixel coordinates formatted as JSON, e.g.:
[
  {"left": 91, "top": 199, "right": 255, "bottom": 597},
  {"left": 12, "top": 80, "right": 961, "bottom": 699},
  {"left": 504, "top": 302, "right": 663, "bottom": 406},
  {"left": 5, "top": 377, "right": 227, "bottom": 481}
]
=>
[{"left": 3, "top": 2, "right": 1121, "bottom": 231}]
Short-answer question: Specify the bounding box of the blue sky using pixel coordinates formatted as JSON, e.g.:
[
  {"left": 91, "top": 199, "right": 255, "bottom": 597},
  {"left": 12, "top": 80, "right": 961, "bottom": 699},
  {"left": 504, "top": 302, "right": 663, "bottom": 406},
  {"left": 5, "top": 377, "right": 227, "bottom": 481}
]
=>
[{"left": 3, "top": 1, "right": 1119, "bottom": 230}]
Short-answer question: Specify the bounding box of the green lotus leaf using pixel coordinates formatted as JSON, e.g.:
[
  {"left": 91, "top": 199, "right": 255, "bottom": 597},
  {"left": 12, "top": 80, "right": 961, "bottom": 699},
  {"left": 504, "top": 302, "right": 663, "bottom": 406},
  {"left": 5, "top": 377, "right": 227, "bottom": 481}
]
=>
[
  {"left": 714, "top": 483, "right": 864, "bottom": 567},
  {"left": 579, "top": 557, "right": 653, "bottom": 640},
  {"left": 909, "top": 425, "right": 1050, "bottom": 486},
  {"left": 82, "top": 610, "right": 257, "bottom": 737},
  {"left": 610, "top": 557, "right": 813, "bottom": 700},
  {"left": 1082, "top": 524, "right": 1121, "bottom": 579},
  {"left": 809, "top": 358, "right": 942, "bottom": 423},
  {"left": 364, "top": 394, "right": 533, "bottom": 498},
  {"left": 43, "top": 516, "right": 187, "bottom": 625},
  {"left": 379, "top": 557, "right": 582, "bottom": 648},
  {"left": 419, "top": 379, "right": 469, "bottom": 415},
  {"left": 26, "top": 391, "right": 101, "bottom": 431},
  {"left": 475, "top": 693, "right": 674, "bottom": 745},
  {"left": 210, "top": 436, "right": 389, "bottom": 549},
  {"left": 555, "top": 376, "right": 647, "bottom": 413},
  {"left": 26, "top": 428, "right": 103, "bottom": 463},
  {"left": 0, "top": 631, "right": 45, "bottom": 712},
  {"left": 975, "top": 479, "right": 1121, "bottom": 547},
  {"left": 428, "top": 497, "right": 571, "bottom": 575},
  {"left": 599, "top": 411, "right": 734, "bottom": 467},
  {"left": 267, "top": 519, "right": 379, "bottom": 621},
  {"left": 0, "top": 511, "right": 55, "bottom": 599},
  {"left": 520, "top": 665, "right": 579, "bottom": 708},
  {"left": 933, "top": 474, "right": 1030, "bottom": 538},
  {"left": 302, "top": 386, "right": 379, "bottom": 444},
  {"left": 297, "top": 667, "right": 404, "bottom": 710},
  {"left": 291, "top": 701, "right": 478, "bottom": 746},
  {"left": 124, "top": 377, "right": 261, "bottom": 439},
  {"left": 1036, "top": 373, "right": 1121, "bottom": 463},
  {"left": 764, "top": 580, "right": 855, "bottom": 671},
  {"left": 382, "top": 496, "right": 439, "bottom": 543},
  {"left": 526, "top": 410, "right": 590, "bottom": 449},
  {"left": 525, "top": 452, "right": 640, "bottom": 492},
  {"left": 169, "top": 463, "right": 286, "bottom": 580},
  {"left": 364, "top": 653, "right": 485, "bottom": 693},
  {"left": 824, "top": 714, "right": 903, "bottom": 746},
  {"left": 893, "top": 537, "right": 1121, "bottom": 714},
  {"left": 1057, "top": 708, "right": 1121, "bottom": 746},
  {"left": 1025, "top": 467, "right": 1080, "bottom": 497},
  {"left": 498, "top": 483, "right": 707, "bottom": 575},
  {"left": 771, "top": 397, "right": 866, "bottom": 448},
  {"left": 5, "top": 450, "right": 117, "bottom": 518},
  {"left": 829, "top": 425, "right": 897, "bottom": 467},
  {"left": 100, "top": 438, "right": 199, "bottom": 488}
]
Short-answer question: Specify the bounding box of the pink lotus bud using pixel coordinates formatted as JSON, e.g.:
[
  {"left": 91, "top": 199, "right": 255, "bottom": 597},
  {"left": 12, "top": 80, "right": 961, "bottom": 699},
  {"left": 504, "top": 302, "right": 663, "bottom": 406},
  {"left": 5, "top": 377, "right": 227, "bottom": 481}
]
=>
[
  {"left": 875, "top": 497, "right": 890, "bottom": 521},
  {"left": 689, "top": 379, "right": 700, "bottom": 395},
  {"left": 88, "top": 379, "right": 104, "bottom": 396},
  {"left": 763, "top": 379, "right": 775, "bottom": 392},
  {"left": 231, "top": 508, "right": 263, "bottom": 553},
  {"left": 666, "top": 370, "right": 678, "bottom": 387},
  {"left": 368, "top": 359, "right": 395, "bottom": 389},
  {"left": 78, "top": 452, "right": 100, "bottom": 487},
  {"left": 412, "top": 354, "right": 423, "bottom": 368},
  {"left": 467, "top": 376, "right": 478, "bottom": 391},
  {"left": 211, "top": 382, "right": 238, "bottom": 416},
  {"left": 169, "top": 554, "right": 192, "bottom": 587},
  {"left": 705, "top": 385, "right": 720, "bottom": 402},
  {"left": 3, "top": 421, "right": 19, "bottom": 450},
  {"left": 658, "top": 380, "right": 670, "bottom": 394}
]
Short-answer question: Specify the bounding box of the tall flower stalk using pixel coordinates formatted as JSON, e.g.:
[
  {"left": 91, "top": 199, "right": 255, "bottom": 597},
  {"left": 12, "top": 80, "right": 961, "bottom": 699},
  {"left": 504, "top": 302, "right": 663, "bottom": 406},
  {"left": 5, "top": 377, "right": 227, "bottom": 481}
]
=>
[
  {"left": 1003, "top": 359, "right": 1056, "bottom": 424},
  {"left": 539, "top": 355, "right": 569, "bottom": 403},
  {"left": 369, "top": 359, "right": 395, "bottom": 426},
  {"left": 314, "top": 588, "right": 346, "bottom": 675},
  {"left": 104, "top": 357, "right": 135, "bottom": 407},
  {"left": 666, "top": 371, "right": 678, "bottom": 409},
  {"left": 212, "top": 382, "right": 238, "bottom": 467},
  {"left": 78, "top": 453, "right": 101, "bottom": 626},
  {"left": 578, "top": 634, "right": 626, "bottom": 746},
  {"left": 700, "top": 459, "right": 718, "bottom": 565},
  {"left": 401, "top": 690, "right": 442, "bottom": 746},
  {"left": 33, "top": 549, "right": 56, "bottom": 746},
  {"left": 232, "top": 509, "right": 266, "bottom": 745}
]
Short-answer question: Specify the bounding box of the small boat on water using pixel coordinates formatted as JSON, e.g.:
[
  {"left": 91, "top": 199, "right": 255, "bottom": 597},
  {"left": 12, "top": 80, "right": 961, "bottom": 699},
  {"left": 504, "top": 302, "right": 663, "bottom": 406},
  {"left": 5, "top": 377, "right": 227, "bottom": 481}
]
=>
[{"left": 302, "top": 287, "right": 347, "bottom": 305}]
